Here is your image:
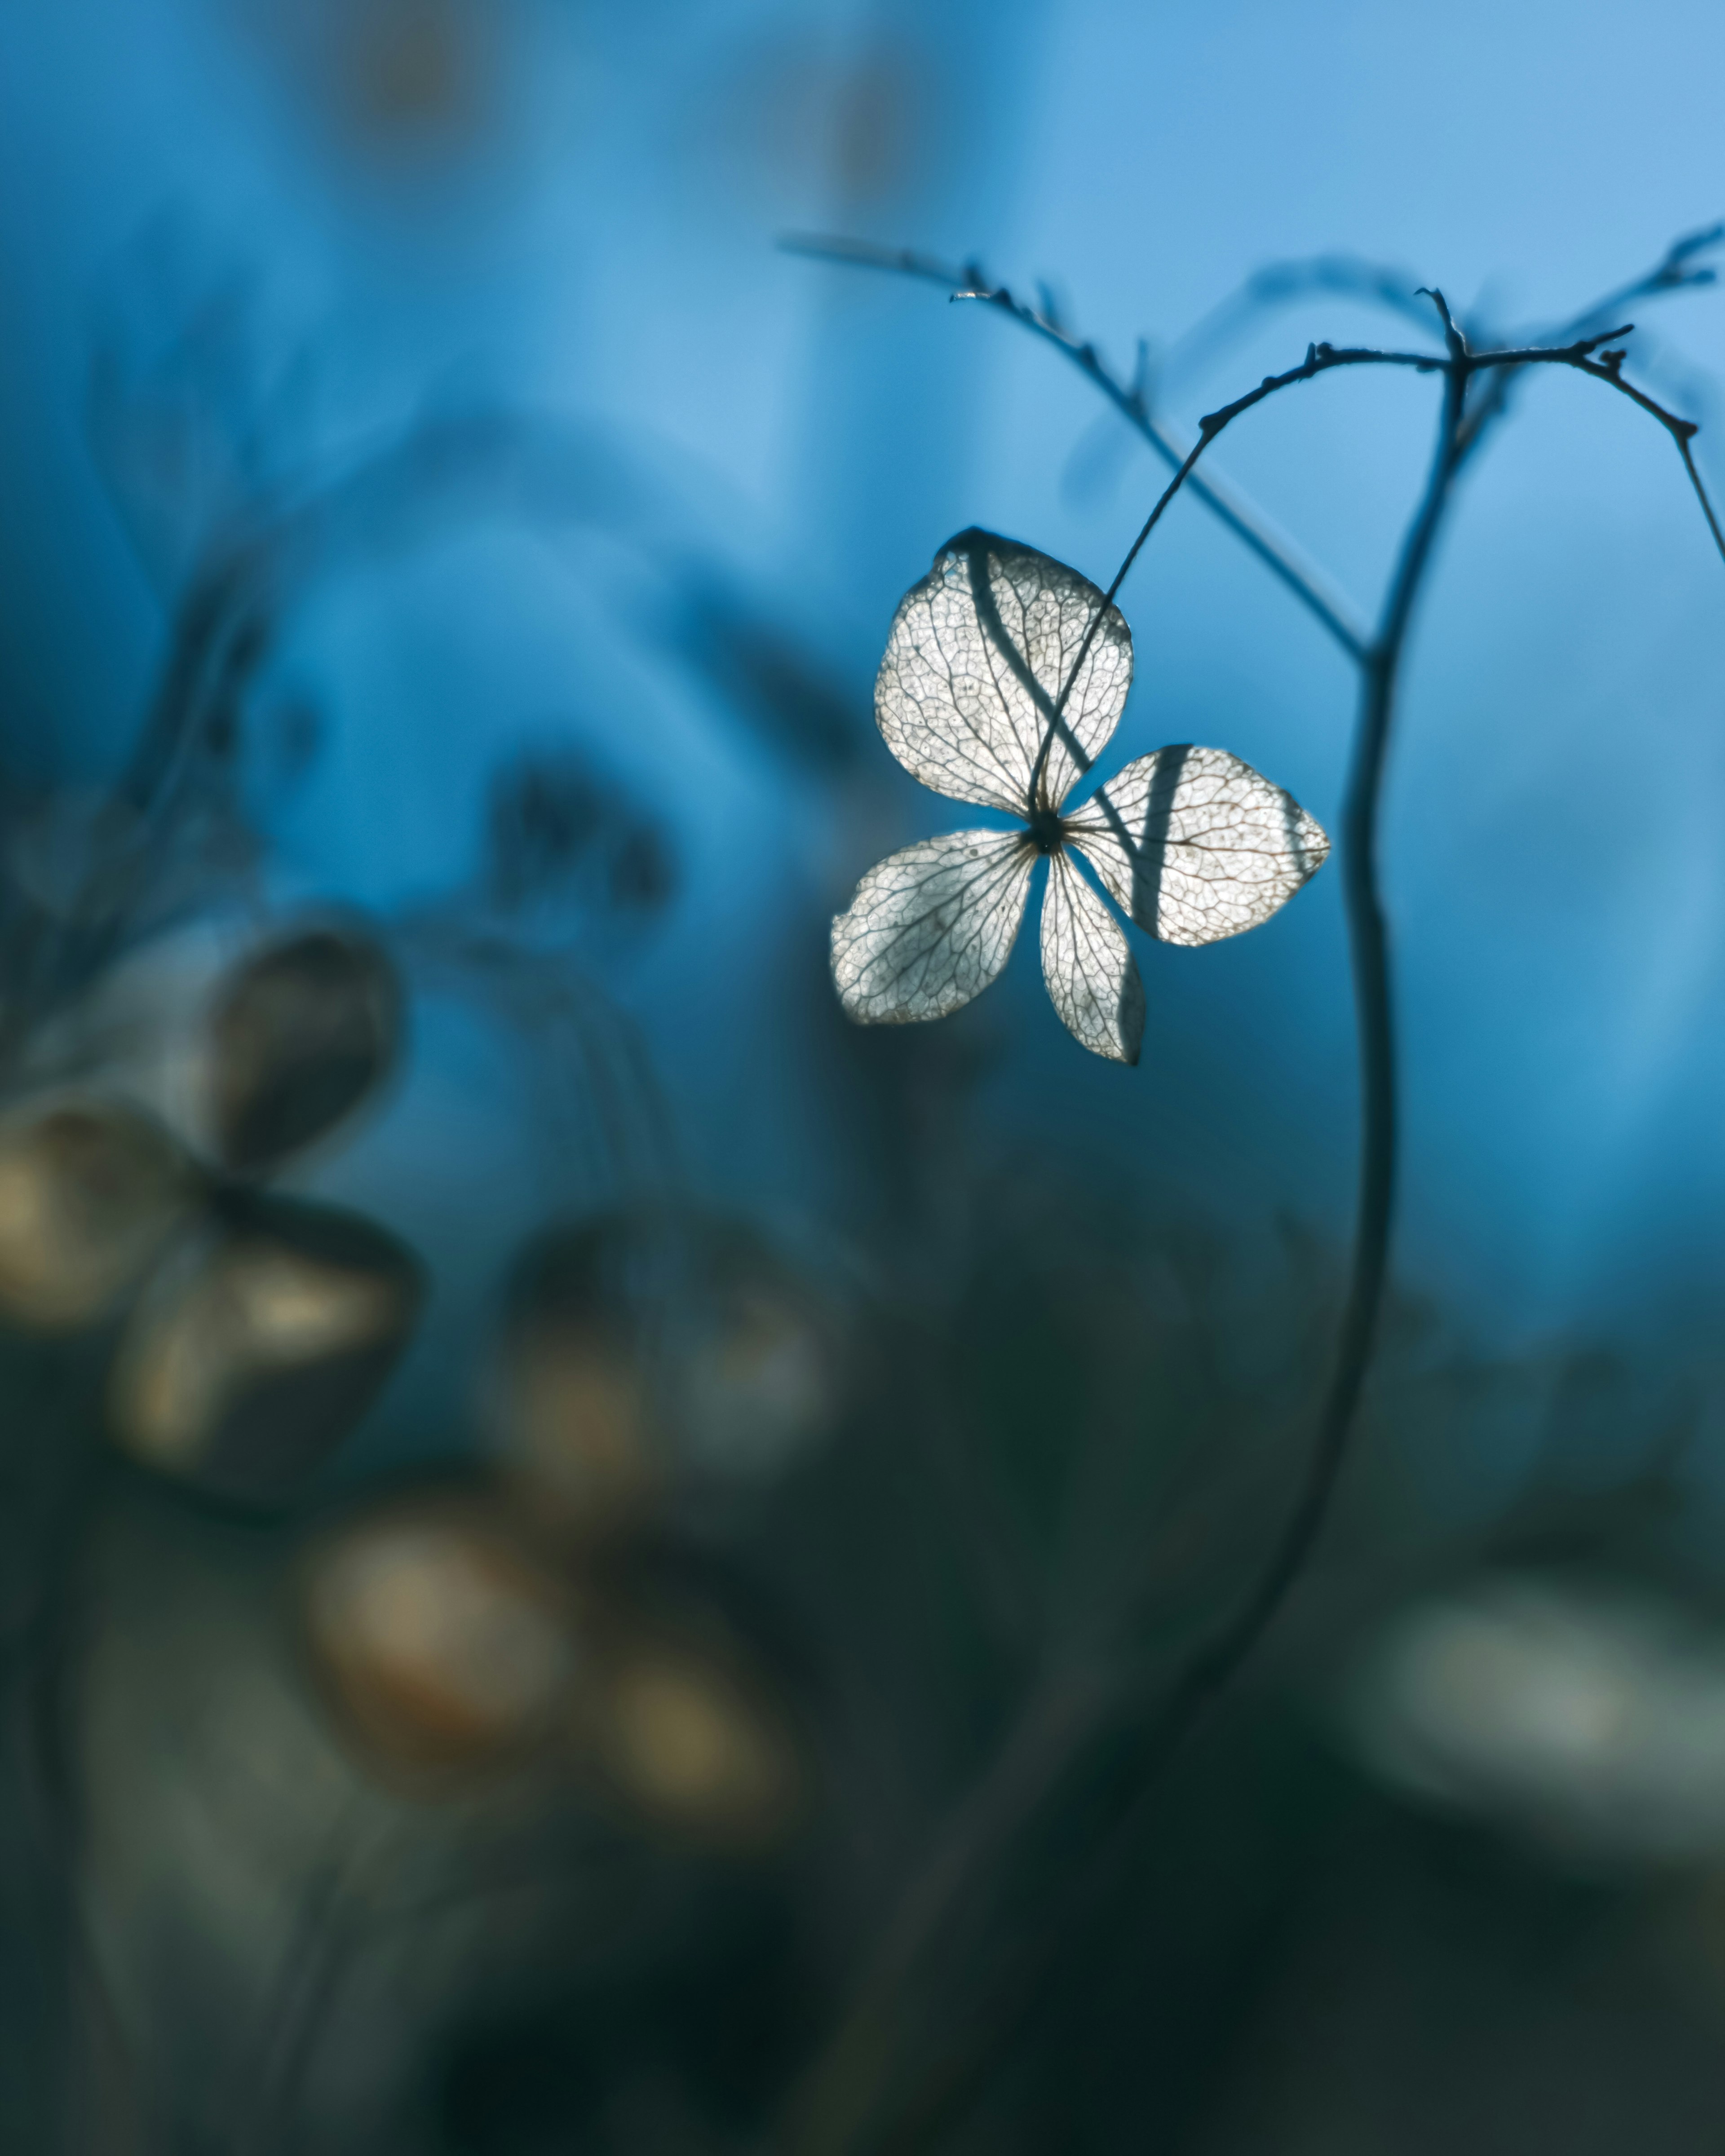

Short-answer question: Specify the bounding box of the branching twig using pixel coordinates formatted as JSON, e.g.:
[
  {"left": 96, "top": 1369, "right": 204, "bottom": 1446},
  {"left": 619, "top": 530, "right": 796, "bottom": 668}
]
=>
[
  {"left": 1455, "top": 221, "right": 1725, "bottom": 464},
  {"left": 782, "top": 235, "right": 1372, "bottom": 660}
]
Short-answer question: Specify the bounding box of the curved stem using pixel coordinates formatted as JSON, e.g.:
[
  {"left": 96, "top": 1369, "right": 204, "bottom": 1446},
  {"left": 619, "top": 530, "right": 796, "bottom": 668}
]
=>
[
  {"left": 1027, "top": 335, "right": 1440, "bottom": 799},
  {"left": 783, "top": 259, "right": 1724, "bottom": 2154},
  {"left": 1137, "top": 296, "right": 1469, "bottom": 1743},
  {"left": 781, "top": 234, "right": 1374, "bottom": 659},
  {"left": 783, "top": 310, "right": 1473, "bottom": 2156}
]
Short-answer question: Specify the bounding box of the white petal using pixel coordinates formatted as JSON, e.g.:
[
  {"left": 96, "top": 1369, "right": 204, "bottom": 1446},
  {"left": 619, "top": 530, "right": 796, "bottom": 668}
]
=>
[
  {"left": 1065, "top": 745, "right": 1329, "bottom": 947},
  {"left": 876, "top": 530, "right": 1133, "bottom": 816},
  {"left": 831, "top": 830, "right": 1036, "bottom": 1026},
  {"left": 1039, "top": 852, "right": 1145, "bottom": 1065}
]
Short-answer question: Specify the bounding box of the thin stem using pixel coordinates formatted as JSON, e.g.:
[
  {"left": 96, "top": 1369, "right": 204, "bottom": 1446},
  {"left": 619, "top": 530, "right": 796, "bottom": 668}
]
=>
[
  {"left": 1159, "top": 250, "right": 1445, "bottom": 383},
  {"left": 781, "top": 234, "right": 1372, "bottom": 660},
  {"left": 1146, "top": 290, "right": 1469, "bottom": 1749},
  {"left": 1029, "top": 313, "right": 1723, "bottom": 800},
  {"left": 1461, "top": 337, "right": 1725, "bottom": 560},
  {"left": 790, "top": 304, "right": 1474, "bottom": 2156},
  {"left": 784, "top": 226, "right": 1725, "bottom": 609},
  {"left": 1026, "top": 333, "right": 1446, "bottom": 801}
]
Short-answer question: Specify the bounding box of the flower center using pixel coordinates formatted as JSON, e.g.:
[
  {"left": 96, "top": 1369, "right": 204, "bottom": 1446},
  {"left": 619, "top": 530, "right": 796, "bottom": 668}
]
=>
[{"left": 1026, "top": 806, "right": 1065, "bottom": 855}]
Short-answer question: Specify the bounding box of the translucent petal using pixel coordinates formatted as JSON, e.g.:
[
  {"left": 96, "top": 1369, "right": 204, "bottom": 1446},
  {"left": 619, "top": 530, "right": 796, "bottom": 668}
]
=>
[
  {"left": 876, "top": 529, "right": 1133, "bottom": 815},
  {"left": 831, "top": 829, "right": 1036, "bottom": 1025},
  {"left": 1065, "top": 745, "right": 1329, "bottom": 947},
  {"left": 1040, "top": 852, "right": 1145, "bottom": 1065}
]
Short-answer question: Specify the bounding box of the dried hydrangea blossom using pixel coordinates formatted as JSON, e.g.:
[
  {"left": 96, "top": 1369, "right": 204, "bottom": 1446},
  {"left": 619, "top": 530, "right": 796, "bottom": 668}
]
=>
[{"left": 831, "top": 529, "right": 1330, "bottom": 1063}]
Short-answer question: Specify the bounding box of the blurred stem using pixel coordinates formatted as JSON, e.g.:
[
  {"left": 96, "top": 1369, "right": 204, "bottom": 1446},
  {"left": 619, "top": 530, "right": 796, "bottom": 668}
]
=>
[{"left": 780, "top": 234, "right": 1374, "bottom": 660}]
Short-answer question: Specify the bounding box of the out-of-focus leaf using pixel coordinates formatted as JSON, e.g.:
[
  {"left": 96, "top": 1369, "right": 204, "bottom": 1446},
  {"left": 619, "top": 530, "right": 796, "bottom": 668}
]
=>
[
  {"left": 876, "top": 529, "right": 1132, "bottom": 815},
  {"left": 504, "top": 1313, "right": 661, "bottom": 1529},
  {"left": 676, "top": 1236, "right": 839, "bottom": 1482},
  {"left": 1065, "top": 744, "right": 1329, "bottom": 947},
  {"left": 108, "top": 1195, "right": 422, "bottom": 1502},
  {"left": 672, "top": 579, "right": 863, "bottom": 772},
  {"left": 0, "top": 1099, "right": 197, "bottom": 1330},
  {"left": 205, "top": 925, "right": 402, "bottom": 1175}
]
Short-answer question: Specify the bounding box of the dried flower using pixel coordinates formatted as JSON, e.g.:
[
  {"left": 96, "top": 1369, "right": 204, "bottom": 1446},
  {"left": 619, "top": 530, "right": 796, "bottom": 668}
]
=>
[{"left": 832, "top": 530, "right": 1329, "bottom": 1062}]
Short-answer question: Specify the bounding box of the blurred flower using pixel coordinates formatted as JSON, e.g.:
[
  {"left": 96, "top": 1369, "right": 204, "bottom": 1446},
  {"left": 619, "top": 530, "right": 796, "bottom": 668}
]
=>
[
  {"left": 1349, "top": 1574, "right": 1725, "bottom": 1862},
  {"left": 831, "top": 530, "right": 1328, "bottom": 1064},
  {"left": 205, "top": 924, "right": 400, "bottom": 1173},
  {"left": 301, "top": 1488, "right": 807, "bottom": 1843},
  {"left": 485, "top": 747, "right": 677, "bottom": 930},
  {"left": 0, "top": 1099, "right": 191, "bottom": 1329},
  {"left": 303, "top": 1494, "right": 579, "bottom": 1776},
  {"left": 493, "top": 1210, "right": 844, "bottom": 1536},
  {"left": 0, "top": 922, "right": 421, "bottom": 1502},
  {"left": 699, "top": 32, "right": 933, "bottom": 212},
  {"left": 586, "top": 1622, "right": 804, "bottom": 1847}
]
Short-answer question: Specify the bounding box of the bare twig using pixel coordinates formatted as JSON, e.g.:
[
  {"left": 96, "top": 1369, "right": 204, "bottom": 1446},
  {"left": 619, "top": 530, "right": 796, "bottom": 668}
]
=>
[
  {"left": 781, "top": 235, "right": 1372, "bottom": 660},
  {"left": 1454, "top": 333, "right": 1725, "bottom": 558},
  {"left": 1454, "top": 220, "right": 1725, "bottom": 464}
]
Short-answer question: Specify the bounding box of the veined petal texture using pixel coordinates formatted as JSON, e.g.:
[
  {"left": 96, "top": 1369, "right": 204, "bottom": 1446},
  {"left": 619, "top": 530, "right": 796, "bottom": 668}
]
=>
[
  {"left": 876, "top": 530, "right": 1133, "bottom": 816},
  {"left": 1065, "top": 745, "right": 1329, "bottom": 947},
  {"left": 832, "top": 830, "right": 1036, "bottom": 1026},
  {"left": 1040, "top": 852, "right": 1145, "bottom": 1065}
]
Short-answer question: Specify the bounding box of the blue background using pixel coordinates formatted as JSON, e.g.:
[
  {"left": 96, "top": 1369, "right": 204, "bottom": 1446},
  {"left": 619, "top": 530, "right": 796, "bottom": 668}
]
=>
[{"left": 3, "top": 0, "right": 1722, "bottom": 1427}]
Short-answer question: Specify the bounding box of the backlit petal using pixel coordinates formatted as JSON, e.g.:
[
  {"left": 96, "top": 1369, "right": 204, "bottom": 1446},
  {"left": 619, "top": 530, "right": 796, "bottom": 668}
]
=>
[
  {"left": 1065, "top": 745, "right": 1328, "bottom": 946},
  {"left": 876, "top": 530, "right": 1132, "bottom": 815},
  {"left": 831, "top": 829, "right": 1036, "bottom": 1025},
  {"left": 1040, "top": 852, "right": 1144, "bottom": 1064}
]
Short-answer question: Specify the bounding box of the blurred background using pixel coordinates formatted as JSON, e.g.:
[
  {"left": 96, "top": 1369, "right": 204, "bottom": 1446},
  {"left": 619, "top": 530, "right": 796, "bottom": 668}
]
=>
[{"left": 3, "top": 0, "right": 1725, "bottom": 2150}]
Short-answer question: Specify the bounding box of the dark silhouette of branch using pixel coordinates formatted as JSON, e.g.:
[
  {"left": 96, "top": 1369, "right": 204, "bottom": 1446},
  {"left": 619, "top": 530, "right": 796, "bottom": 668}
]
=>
[
  {"left": 1453, "top": 222, "right": 1724, "bottom": 464},
  {"left": 1461, "top": 336, "right": 1725, "bottom": 559},
  {"left": 1173, "top": 318, "right": 1725, "bottom": 565},
  {"left": 1075, "top": 287, "right": 1473, "bottom": 1820},
  {"left": 785, "top": 227, "right": 1725, "bottom": 612},
  {"left": 781, "top": 234, "right": 1372, "bottom": 660}
]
